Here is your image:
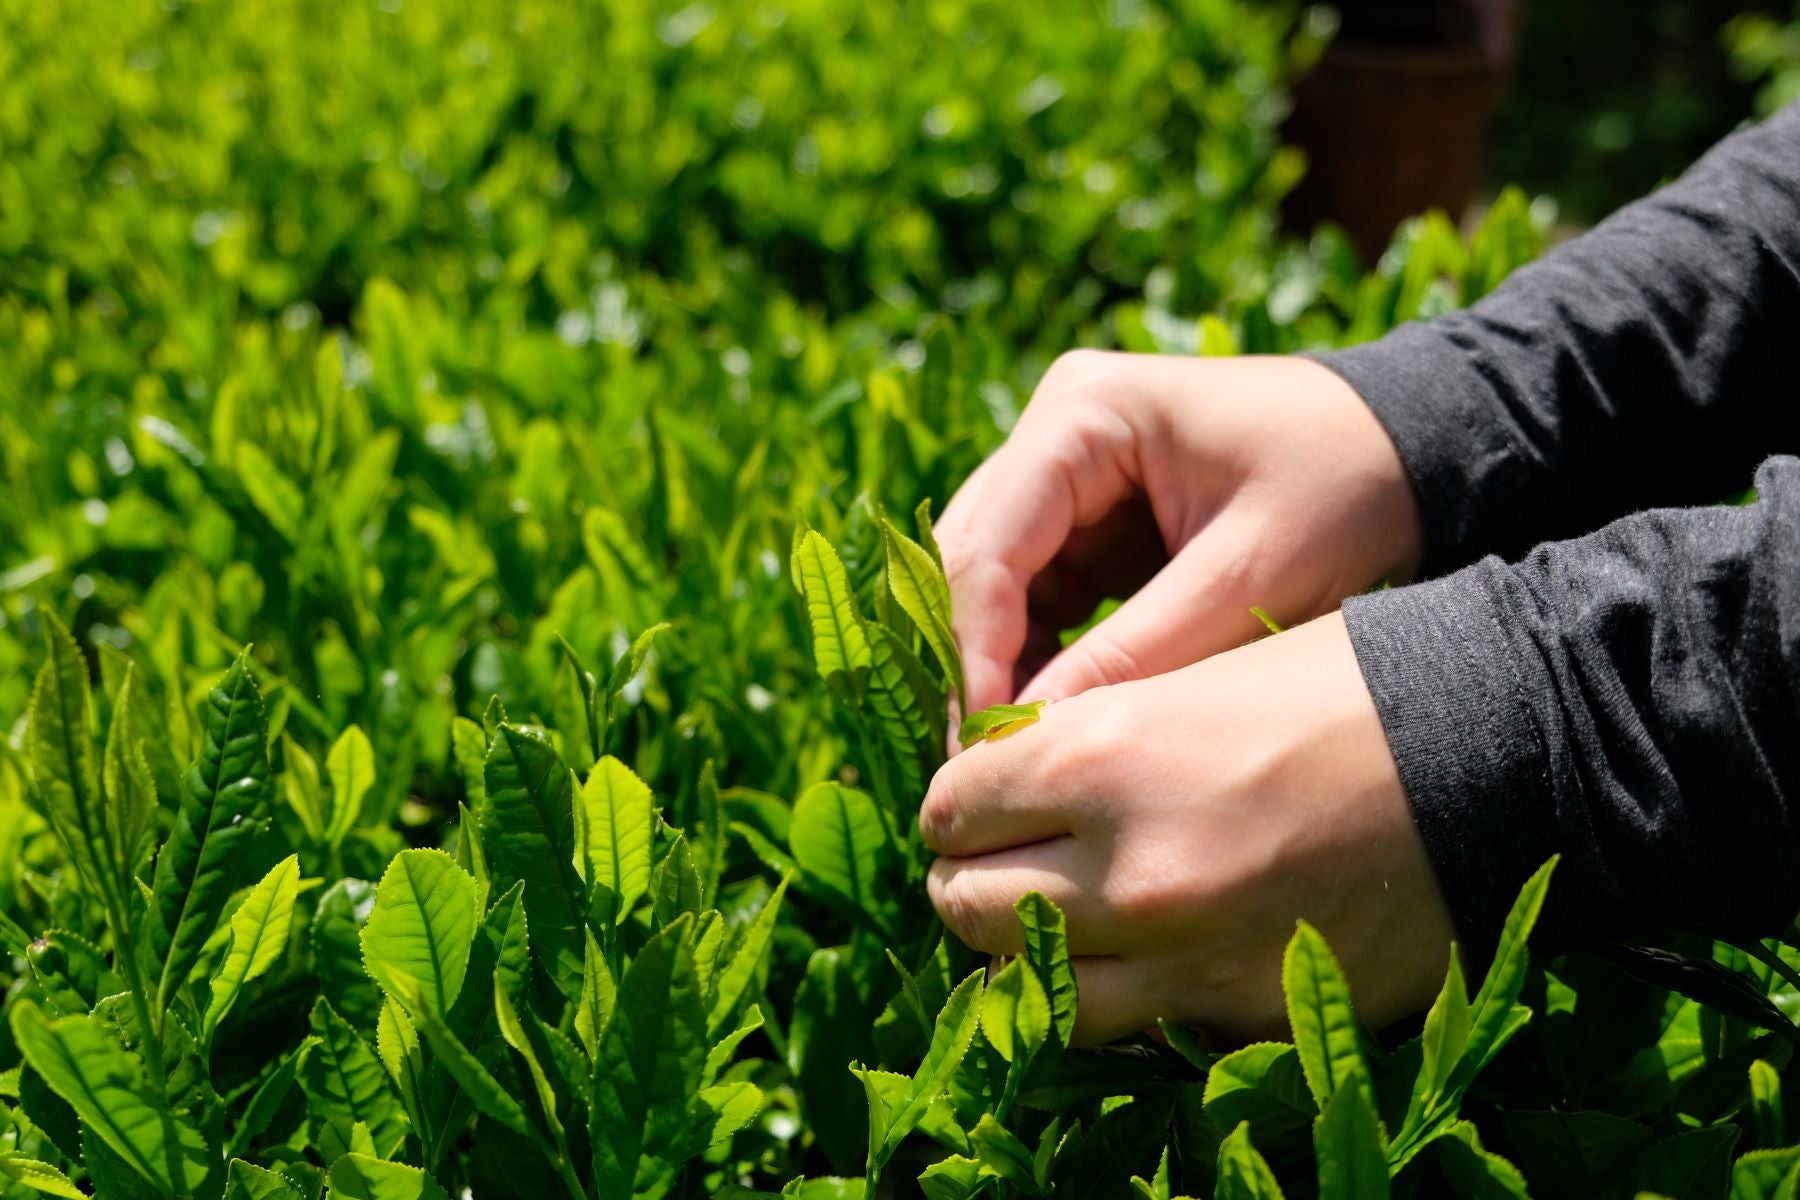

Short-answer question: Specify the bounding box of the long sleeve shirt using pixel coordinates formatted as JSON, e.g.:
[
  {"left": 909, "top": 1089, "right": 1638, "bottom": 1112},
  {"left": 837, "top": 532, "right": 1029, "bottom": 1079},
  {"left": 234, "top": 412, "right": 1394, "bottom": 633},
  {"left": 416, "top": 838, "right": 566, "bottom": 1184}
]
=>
[{"left": 1314, "top": 99, "right": 1800, "bottom": 952}]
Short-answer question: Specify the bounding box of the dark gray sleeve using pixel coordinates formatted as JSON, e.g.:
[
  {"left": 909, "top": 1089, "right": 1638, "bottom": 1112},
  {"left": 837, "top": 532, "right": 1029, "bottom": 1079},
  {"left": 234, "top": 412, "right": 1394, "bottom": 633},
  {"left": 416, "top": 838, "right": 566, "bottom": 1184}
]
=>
[
  {"left": 1343, "top": 460, "right": 1800, "bottom": 951},
  {"left": 1314, "top": 99, "right": 1800, "bottom": 577}
]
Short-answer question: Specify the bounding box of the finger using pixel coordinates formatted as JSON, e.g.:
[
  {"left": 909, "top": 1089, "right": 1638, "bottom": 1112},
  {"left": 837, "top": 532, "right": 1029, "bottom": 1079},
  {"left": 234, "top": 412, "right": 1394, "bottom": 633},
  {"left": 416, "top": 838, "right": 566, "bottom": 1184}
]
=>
[
  {"left": 1068, "top": 956, "right": 1169, "bottom": 1047},
  {"left": 1018, "top": 515, "right": 1269, "bottom": 701},
  {"left": 919, "top": 721, "right": 1072, "bottom": 857},
  {"left": 936, "top": 408, "right": 1140, "bottom": 714},
  {"left": 927, "top": 838, "right": 1122, "bottom": 955}
]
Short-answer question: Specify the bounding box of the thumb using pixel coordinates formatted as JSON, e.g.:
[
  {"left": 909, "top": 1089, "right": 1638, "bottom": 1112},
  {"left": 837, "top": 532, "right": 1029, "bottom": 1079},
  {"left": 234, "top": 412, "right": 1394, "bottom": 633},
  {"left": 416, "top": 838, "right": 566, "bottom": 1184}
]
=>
[{"left": 1016, "top": 521, "right": 1267, "bottom": 701}]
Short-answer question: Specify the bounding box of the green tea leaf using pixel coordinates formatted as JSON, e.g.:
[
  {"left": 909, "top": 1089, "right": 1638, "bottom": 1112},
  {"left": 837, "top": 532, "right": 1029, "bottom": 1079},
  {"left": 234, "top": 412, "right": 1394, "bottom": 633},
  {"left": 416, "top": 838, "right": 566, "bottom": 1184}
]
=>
[
  {"left": 790, "top": 781, "right": 892, "bottom": 927},
  {"left": 970, "top": 1113, "right": 1038, "bottom": 1188},
  {"left": 1284, "top": 921, "right": 1373, "bottom": 1111},
  {"left": 591, "top": 915, "right": 707, "bottom": 1197},
  {"left": 154, "top": 648, "right": 273, "bottom": 1010},
  {"left": 233, "top": 1039, "right": 313, "bottom": 1157},
  {"left": 11, "top": 1000, "right": 210, "bottom": 1197},
  {"left": 234, "top": 441, "right": 306, "bottom": 546},
  {"left": 312, "top": 877, "right": 382, "bottom": 1028},
  {"left": 575, "top": 754, "right": 655, "bottom": 926},
  {"left": 1753, "top": 1059, "right": 1786, "bottom": 1148},
  {"left": 576, "top": 929, "right": 615, "bottom": 1057},
  {"left": 864, "top": 625, "right": 945, "bottom": 797},
  {"left": 957, "top": 701, "right": 1045, "bottom": 749},
  {"left": 376, "top": 998, "right": 424, "bottom": 1128},
  {"left": 1420, "top": 946, "right": 1471, "bottom": 1101},
  {"left": 226, "top": 1160, "right": 306, "bottom": 1200},
  {"left": 1730, "top": 1147, "right": 1800, "bottom": 1200},
  {"left": 880, "top": 970, "right": 984, "bottom": 1164},
  {"left": 27, "top": 612, "right": 105, "bottom": 893},
  {"left": 881, "top": 516, "right": 964, "bottom": 698},
  {"left": 708, "top": 874, "right": 789, "bottom": 1039},
  {"left": 693, "top": 1080, "right": 766, "bottom": 1150},
  {"left": 652, "top": 831, "right": 703, "bottom": 929},
  {"left": 388, "top": 974, "right": 532, "bottom": 1138},
  {"left": 1314, "top": 1082, "right": 1389, "bottom": 1200},
  {"left": 359, "top": 849, "right": 480, "bottom": 1016},
  {"left": 981, "top": 956, "right": 1051, "bottom": 1066},
  {"left": 1203, "top": 1042, "right": 1316, "bottom": 1149},
  {"left": 451, "top": 718, "right": 488, "bottom": 811},
  {"left": 493, "top": 972, "right": 561, "bottom": 1135},
  {"left": 1434, "top": 1122, "right": 1529, "bottom": 1200},
  {"left": 607, "top": 621, "right": 671, "bottom": 700},
  {"left": 282, "top": 734, "right": 326, "bottom": 842},
  {"left": 206, "top": 853, "right": 302, "bottom": 1038},
  {"left": 481, "top": 725, "right": 587, "bottom": 996},
  {"left": 1459, "top": 858, "right": 1557, "bottom": 1082},
  {"left": 704, "top": 1005, "right": 765, "bottom": 1089},
  {"left": 793, "top": 531, "right": 873, "bottom": 701},
  {"left": 326, "top": 1153, "right": 450, "bottom": 1200},
  {"left": 298, "top": 998, "right": 409, "bottom": 1160},
  {"left": 0, "top": 1153, "right": 85, "bottom": 1199},
  {"left": 1217, "top": 1121, "right": 1287, "bottom": 1200},
  {"left": 326, "top": 725, "right": 375, "bottom": 847},
  {"left": 101, "top": 663, "right": 158, "bottom": 885},
  {"left": 1015, "top": 892, "right": 1078, "bottom": 1049}
]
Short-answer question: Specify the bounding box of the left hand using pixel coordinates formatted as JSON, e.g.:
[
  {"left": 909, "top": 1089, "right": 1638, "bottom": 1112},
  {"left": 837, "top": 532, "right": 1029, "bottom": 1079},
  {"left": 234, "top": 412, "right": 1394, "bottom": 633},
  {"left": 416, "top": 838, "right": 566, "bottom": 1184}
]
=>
[{"left": 919, "top": 611, "right": 1455, "bottom": 1046}]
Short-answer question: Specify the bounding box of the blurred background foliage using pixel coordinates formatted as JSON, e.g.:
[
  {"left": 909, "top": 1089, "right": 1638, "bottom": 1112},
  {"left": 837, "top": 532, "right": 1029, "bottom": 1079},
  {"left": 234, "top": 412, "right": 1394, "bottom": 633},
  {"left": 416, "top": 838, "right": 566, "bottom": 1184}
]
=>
[{"left": 1488, "top": 0, "right": 1793, "bottom": 224}]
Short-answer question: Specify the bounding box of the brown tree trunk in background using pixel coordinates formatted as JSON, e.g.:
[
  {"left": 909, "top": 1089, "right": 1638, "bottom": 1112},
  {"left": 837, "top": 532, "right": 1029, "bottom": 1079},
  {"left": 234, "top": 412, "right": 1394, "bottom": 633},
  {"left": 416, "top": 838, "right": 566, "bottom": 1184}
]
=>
[{"left": 1283, "top": 0, "right": 1523, "bottom": 265}]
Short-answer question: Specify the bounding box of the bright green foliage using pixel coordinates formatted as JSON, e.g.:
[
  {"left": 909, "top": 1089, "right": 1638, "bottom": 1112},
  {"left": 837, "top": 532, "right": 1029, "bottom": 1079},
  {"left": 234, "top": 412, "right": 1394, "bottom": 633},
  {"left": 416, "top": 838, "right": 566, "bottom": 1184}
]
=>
[
  {"left": 359, "top": 850, "right": 481, "bottom": 1017},
  {"left": 0, "top": 1, "right": 1789, "bottom": 1196},
  {"left": 575, "top": 754, "right": 656, "bottom": 925},
  {"left": 11, "top": 1001, "right": 211, "bottom": 1197},
  {"left": 205, "top": 854, "right": 303, "bottom": 1039},
  {"left": 1284, "top": 920, "right": 1375, "bottom": 1112},
  {"left": 152, "top": 650, "right": 274, "bottom": 1013}
]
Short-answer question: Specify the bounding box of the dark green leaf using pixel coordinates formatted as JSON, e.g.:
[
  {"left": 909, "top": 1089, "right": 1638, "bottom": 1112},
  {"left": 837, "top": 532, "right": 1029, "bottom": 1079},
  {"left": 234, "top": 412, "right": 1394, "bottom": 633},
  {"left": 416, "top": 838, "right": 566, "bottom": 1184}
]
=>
[
  {"left": 481, "top": 725, "right": 586, "bottom": 997},
  {"left": 154, "top": 649, "right": 273, "bottom": 1010}
]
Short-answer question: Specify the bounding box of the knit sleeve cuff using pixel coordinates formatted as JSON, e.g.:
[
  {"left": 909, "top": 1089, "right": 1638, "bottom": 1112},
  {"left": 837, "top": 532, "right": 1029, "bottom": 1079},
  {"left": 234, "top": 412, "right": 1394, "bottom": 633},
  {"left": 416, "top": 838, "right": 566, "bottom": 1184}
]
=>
[
  {"left": 1309, "top": 325, "right": 1522, "bottom": 578},
  {"left": 1341, "top": 565, "right": 1562, "bottom": 956}
]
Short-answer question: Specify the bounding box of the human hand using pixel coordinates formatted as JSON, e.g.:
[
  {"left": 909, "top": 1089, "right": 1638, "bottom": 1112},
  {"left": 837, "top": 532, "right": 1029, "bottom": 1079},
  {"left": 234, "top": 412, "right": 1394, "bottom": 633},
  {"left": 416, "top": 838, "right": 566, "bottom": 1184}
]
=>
[
  {"left": 920, "top": 611, "right": 1454, "bottom": 1046},
  {"left": 933, "top": 351, "right": 1422, "bottom": 713}
]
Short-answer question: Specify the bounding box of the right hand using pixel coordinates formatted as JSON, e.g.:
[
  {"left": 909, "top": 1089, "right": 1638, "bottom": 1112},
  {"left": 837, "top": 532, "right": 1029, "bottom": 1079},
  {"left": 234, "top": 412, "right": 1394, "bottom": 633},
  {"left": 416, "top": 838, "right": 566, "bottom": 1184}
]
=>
[{"left": 934, "top": 351, "right": 1424, "bottom": 714}]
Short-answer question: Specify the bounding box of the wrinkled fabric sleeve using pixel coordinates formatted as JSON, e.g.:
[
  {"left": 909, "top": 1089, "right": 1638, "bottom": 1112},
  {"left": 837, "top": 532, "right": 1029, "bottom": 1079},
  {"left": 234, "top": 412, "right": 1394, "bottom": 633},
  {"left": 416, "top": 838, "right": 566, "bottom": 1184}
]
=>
[
  {"left": 1313, "top": 101, "right": 1800, "bottom": 951},
  {"left": 1313, "top": 100, "right": 1800, "bottom": 577},
  {"left": 1344, "top": 463, "right": 1800, "bottom": 950}
]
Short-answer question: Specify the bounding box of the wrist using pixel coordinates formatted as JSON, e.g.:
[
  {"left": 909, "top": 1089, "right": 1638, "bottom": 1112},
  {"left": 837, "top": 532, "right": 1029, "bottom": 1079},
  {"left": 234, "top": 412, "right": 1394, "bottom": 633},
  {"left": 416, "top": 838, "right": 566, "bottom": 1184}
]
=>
[
  {"left": 1224, "top": 610, "right": 1455, "bottom": 1024},
  {"left": 1290, "top": 357, "right": 1427, "bottom": 584}
]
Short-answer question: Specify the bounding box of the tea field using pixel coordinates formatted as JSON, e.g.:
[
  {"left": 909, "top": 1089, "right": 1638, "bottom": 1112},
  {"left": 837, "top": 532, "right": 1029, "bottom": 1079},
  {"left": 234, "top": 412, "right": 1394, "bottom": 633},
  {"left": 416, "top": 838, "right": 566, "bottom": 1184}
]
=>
[{"left": 2, "top": 1, "right": 1798, "bottom": 1197}]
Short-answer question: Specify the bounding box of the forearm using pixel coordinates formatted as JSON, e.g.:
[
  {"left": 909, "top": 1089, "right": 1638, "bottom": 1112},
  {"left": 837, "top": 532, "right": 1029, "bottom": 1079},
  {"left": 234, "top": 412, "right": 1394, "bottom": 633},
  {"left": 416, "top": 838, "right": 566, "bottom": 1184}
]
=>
[
  {"left": 1315, "top": 100, "right": 1800, "bottom": 575},
  {"left": 1344, "top": 457, "right": 1800, "bottom": 952}
]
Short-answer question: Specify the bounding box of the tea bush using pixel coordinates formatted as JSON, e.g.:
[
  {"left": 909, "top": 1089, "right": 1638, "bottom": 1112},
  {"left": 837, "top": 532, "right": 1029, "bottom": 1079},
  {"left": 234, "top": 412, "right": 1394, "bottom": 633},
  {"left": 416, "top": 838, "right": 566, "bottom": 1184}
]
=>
[{"left": 3, "top": 1, "right": 1800, "bottom": 1197}]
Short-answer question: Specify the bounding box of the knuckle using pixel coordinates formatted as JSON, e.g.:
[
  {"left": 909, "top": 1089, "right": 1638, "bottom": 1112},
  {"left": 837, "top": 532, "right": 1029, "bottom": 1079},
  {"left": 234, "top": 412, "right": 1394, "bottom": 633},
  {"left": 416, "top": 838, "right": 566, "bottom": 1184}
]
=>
[
  {"left": 1075, "top": 635, "right": 1151, "bottom": 689},
  {"left": 1045, "top": 347, "right": 1113, "bottom": 384},
  {"left": 917, "top": 769, "right": 960, "bottom": 853},
  {"left": 930, "top": 861, "right": 990, "bottom": 948},
  {"left": 1033, "top": 349, "right": 1116, "bottom": 413}
]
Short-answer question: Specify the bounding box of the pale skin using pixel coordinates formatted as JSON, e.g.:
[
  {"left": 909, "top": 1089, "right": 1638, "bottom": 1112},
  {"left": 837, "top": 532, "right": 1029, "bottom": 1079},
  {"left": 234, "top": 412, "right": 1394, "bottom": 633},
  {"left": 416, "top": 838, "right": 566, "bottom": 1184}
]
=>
[{"left": 921, "top": 350, "right": 1458, "bottom": 1046}]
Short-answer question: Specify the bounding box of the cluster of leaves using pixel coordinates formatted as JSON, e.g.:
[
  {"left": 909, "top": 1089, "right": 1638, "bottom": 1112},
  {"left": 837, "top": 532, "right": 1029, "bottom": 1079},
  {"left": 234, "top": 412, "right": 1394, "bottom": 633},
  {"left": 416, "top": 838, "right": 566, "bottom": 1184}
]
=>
[{"left": 0, "top": 0, "right": 1307, "bottom": 355}]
